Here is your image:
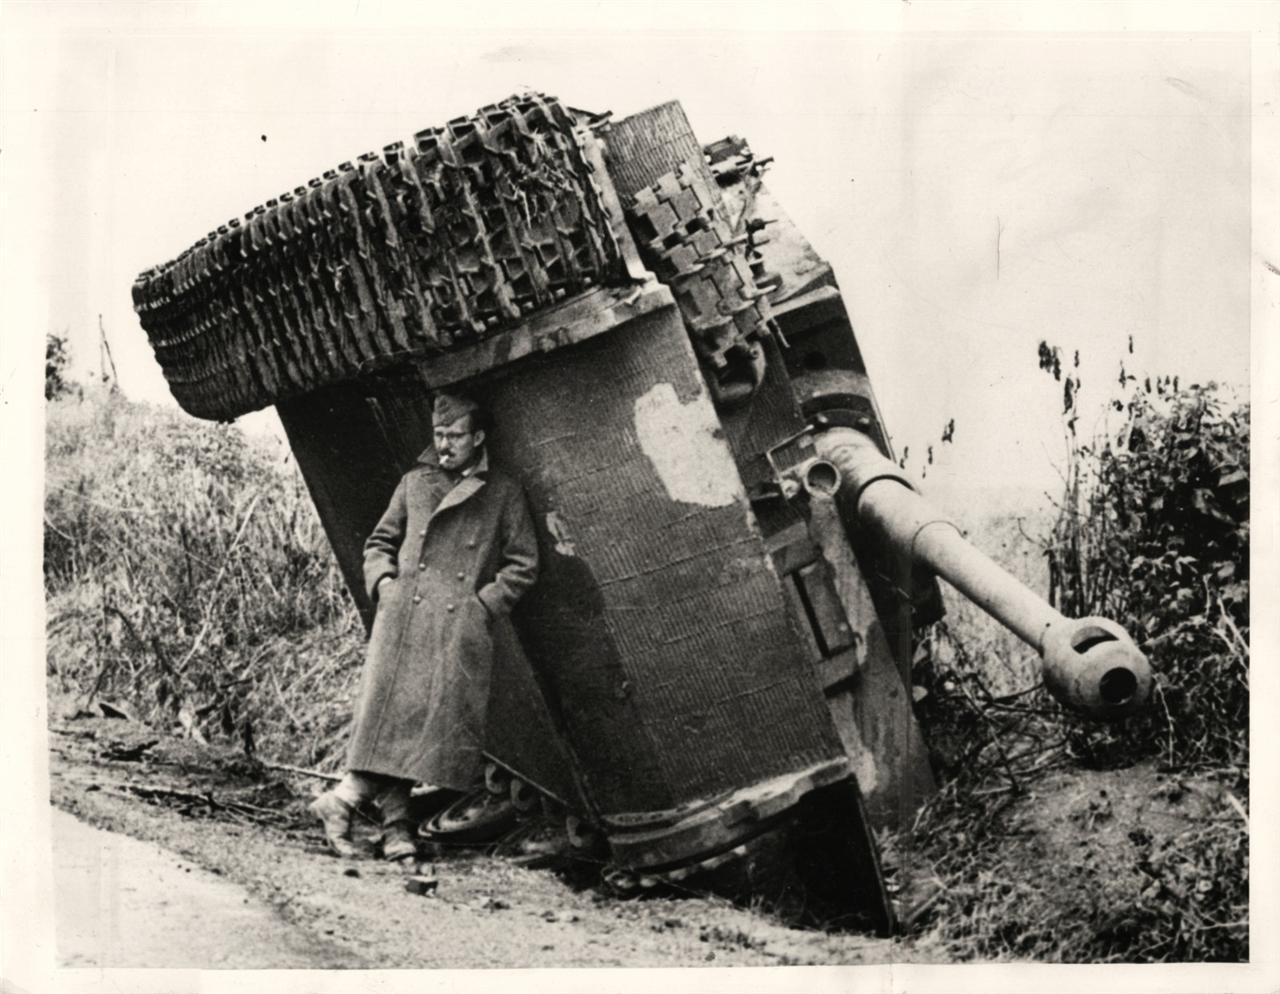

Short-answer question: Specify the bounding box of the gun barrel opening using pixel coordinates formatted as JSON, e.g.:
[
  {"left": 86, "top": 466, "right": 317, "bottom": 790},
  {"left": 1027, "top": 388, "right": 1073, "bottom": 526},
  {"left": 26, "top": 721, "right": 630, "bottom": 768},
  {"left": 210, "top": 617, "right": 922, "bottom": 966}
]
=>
[{"left": 1099, "top": 667, "right": 1139, "bottom": 706}]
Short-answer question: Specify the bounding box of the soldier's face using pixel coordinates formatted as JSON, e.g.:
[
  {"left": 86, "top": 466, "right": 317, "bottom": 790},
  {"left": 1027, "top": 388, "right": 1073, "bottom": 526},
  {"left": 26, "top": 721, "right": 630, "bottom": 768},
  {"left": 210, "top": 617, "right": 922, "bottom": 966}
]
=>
[{"left": 434, "top": 415, "right": 484, "bottom": 471}]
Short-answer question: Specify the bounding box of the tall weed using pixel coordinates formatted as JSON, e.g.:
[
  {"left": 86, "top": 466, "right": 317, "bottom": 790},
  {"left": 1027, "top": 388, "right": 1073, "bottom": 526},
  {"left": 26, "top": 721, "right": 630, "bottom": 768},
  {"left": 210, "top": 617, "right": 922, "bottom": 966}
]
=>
[{"left": 45, "top": 388, "right": 363, "bottom": 767}]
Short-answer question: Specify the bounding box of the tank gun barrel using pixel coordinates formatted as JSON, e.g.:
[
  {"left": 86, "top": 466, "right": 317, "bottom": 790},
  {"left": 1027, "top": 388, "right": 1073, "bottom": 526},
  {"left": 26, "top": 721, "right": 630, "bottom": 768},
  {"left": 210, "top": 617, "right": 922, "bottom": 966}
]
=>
[{"left": 812, "top": 427, "right": 1152, "bottom": 720}]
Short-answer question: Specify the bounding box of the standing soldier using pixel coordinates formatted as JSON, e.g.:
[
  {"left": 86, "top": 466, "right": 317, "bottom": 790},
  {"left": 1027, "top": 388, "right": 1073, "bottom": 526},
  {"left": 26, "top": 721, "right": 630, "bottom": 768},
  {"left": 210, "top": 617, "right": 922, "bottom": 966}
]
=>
[{"left": 309, "top": 391, "right": 539, "bottom": 862}]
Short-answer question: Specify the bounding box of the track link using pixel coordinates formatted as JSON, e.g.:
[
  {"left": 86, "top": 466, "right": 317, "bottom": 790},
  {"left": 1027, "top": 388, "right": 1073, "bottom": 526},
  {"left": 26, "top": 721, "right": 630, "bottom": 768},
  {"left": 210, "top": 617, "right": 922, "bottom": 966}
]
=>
[{"left": 133, "top": 93, "right": 626, "bottom": 420}]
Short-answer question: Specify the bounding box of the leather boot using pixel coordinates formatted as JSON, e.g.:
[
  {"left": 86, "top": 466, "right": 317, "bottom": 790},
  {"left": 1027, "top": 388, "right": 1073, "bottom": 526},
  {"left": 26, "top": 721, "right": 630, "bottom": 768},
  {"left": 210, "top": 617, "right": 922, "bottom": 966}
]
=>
[
  {"left": 382, "top": 820, "right": 418, "bottom": 862},
  {"left": 309, "top": 791, "right": 358, "bottom": 858}
]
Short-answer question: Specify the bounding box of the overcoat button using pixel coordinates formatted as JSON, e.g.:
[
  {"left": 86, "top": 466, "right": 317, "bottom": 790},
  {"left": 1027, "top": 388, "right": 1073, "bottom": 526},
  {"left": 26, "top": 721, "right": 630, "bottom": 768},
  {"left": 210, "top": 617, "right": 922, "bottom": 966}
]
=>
[
  {"left": 456, "top": 572, "right": 465, "bottom": 580},
  {"left": 413, "top": 595, "right": 422, "bottom": 604},
  {"left": 419, "top": 563, "right": 426, "bottom": 571},
  {"left": 420, "top": 529, "right": 428, "bottom": 537},
  {"left": 466, "top": 540, "right": 476, "bottom": 549},
  {"left": 446, "top": 603, "right": 455, "bottom": 612}
]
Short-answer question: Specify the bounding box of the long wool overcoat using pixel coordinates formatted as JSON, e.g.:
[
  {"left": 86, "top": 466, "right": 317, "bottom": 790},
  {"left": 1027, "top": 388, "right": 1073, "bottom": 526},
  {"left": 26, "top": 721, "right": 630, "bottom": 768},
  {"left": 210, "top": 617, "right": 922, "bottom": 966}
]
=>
[{"left": 347, "top": 450, "right": 539, "bottom": 789}]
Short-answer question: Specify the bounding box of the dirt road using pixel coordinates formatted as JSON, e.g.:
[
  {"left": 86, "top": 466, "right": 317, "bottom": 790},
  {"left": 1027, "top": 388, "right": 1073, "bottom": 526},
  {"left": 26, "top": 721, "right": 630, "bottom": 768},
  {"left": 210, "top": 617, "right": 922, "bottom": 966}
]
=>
[
  {"left": 52, "top": 807, "right": 358, "bottom": 968},
  {"left": 47, "top": 713, "right": 921, "bottom": 969}
]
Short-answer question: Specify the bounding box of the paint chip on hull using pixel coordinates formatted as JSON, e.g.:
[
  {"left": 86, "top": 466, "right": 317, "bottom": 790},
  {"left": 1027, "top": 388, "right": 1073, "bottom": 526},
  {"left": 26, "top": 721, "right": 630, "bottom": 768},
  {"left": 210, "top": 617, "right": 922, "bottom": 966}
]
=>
[
  {"left": 633, "top": 383, "right": 742, "bottom": 508},
  {"left": 545, "top": 511, "right": 577, "bottom": 556}
]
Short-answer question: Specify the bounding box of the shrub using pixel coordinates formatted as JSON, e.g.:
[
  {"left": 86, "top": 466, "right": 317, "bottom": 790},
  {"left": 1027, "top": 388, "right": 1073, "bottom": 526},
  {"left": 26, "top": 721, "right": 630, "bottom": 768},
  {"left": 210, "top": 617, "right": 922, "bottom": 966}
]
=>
[{"left": 1045, "top": 372, "right": 1249, "bottom": 773}]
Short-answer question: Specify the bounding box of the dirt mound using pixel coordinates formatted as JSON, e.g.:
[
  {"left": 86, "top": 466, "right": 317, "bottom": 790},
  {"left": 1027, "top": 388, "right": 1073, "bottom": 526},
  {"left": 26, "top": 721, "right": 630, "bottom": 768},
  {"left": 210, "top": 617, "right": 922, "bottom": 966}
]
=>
[{"left": 906, "top": 761, "right": 1248, "bottom": 961}]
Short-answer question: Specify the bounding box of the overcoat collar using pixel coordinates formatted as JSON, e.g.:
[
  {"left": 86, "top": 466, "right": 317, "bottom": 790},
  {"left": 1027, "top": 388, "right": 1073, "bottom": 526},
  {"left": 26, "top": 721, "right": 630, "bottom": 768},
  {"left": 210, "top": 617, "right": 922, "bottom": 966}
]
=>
[
  {"left": 416, "top": 447, "right": 489, "bottom": 520},
  {"left": 461, "top": 450, "right": 489, "bottom": 479}
]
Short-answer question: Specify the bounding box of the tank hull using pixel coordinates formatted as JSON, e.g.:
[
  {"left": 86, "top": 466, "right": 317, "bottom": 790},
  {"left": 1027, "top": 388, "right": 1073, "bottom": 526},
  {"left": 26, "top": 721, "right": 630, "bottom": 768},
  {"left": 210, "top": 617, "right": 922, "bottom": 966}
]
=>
[{"left": 279, "top": 285, "right": 863, "bottom": 875}]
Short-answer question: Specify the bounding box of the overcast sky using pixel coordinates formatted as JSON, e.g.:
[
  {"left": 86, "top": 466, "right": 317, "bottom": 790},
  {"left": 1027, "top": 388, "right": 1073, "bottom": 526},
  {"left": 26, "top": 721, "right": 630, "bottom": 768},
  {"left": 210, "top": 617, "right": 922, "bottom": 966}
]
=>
[{"left": 2, "top": 4, "right": 1260, "bottom": 500}]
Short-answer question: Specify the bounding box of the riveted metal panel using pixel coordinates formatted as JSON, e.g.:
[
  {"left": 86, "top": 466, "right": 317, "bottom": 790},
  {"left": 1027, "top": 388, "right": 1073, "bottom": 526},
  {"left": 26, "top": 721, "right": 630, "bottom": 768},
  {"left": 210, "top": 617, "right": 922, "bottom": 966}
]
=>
[{"left": 475, "top": 302, "right": 844, "bottom": 817}]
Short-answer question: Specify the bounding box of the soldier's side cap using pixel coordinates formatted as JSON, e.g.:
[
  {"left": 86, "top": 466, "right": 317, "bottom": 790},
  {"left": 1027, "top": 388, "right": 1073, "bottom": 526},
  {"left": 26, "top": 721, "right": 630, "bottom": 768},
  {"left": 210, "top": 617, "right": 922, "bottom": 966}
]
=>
[{"left": 433, "top": 391, "right": 480, "bottom": 427}]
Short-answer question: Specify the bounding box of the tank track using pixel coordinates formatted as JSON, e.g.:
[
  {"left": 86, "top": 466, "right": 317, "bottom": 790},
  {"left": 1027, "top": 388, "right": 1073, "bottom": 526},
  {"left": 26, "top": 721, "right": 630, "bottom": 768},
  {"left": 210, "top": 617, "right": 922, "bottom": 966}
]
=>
[
  {"left": 132, "top": 94, "right": 627, "bottom": 421},
  {"left": 624, "top": 161, "right": 777, "bottom": 406}
]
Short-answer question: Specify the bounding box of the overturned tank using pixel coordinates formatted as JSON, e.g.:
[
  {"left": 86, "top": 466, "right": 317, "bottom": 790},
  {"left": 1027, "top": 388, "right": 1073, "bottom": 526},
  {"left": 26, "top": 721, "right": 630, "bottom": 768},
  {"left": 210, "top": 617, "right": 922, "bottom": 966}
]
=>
[{"left": 132, "top": 93, "right": 1151, "bottom": 932}]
